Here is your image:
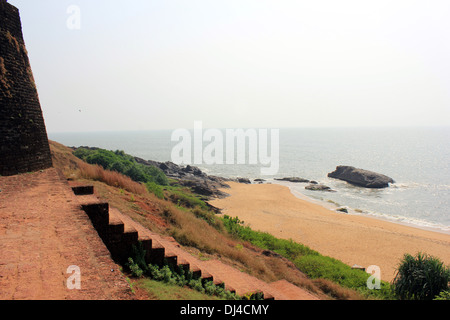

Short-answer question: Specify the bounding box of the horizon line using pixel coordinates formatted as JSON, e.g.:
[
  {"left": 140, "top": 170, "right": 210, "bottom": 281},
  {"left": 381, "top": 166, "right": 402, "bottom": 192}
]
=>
[{"left": 47, "top": 124, "right": 450, "bottom": 135}]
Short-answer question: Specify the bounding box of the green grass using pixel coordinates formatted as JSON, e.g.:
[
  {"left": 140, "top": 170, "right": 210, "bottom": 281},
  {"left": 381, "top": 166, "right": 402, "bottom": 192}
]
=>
[
  {"left": 165, "top": 186, "right": 209, "bottom": 210},
  {"left": 73, "top": 147, "right": 216, "bottom": 214},
  {"left": 222, "top": 216, "right": 316, "bottom": 259},
  {"left": 146, "top": 181, "right": 164, "bottom": 199},
  {"left": 162, "top": 185, "right": 225, "bottom": 231},
  {"left": 222, "top": 215, "right": 394, "bottom": 299},
  {"left": 135, "top": 278, "right": 224, "bottom": 300},
  {"left": 74, "top": 148, "right": 169, "bottom": 187},
  {"left": 126, "top": 245, "right": 242, "bottom": 300}
]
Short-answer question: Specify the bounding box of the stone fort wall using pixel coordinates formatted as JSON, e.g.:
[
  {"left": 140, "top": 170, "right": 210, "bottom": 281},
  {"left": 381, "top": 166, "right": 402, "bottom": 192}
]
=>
[{"left": 0, "top": 0, "right": 52, "bottom": 176}]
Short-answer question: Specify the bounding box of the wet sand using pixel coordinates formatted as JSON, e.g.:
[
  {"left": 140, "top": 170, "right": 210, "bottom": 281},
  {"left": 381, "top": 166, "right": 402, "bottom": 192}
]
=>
[{"left": 210, "top": 182, "right": 450, "bottom": 282}]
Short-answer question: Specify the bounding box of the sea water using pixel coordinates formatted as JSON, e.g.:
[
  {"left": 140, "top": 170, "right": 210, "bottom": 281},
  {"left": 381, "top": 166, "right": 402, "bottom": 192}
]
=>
[{"left": 49, "top": 126, "right": 450, "bottom": 234}]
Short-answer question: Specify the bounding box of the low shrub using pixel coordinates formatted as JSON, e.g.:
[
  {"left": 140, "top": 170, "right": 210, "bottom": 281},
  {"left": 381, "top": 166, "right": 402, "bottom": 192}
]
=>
[
  {"left": 125, "top": 240, "right": 265, "bottom": 300},
  {"left": 293, "top": 254, "right": 392, "bottom": 299},
  {"left": 74, "top": 148, "right": 169, "bottom": 187},
  {"left": 434, "top": 290, "right": 450, "bottom": 300},
  {"left": 392, "top": 252, "right": 450, "bottom": 300},
  {"left": 167, "top": 188, "right": 209, "bottom": 210},
  {"left": 78, "top": 161, "right": 147, "bottom": 195},
  {"left": 128, "top": 253, "right": 240, "bottom": 299}
]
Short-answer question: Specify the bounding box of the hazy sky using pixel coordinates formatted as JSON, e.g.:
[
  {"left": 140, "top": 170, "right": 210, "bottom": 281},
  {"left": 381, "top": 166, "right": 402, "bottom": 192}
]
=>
[{"left": 9, "top": 0, "right": 450, "bottom": 132}]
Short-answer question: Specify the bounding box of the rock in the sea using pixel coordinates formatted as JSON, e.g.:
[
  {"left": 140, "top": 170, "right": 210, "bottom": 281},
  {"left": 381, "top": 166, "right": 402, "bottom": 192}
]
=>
[
  {"left": 253, "top": 178, "right": 266, "bottom": 184},
  {"left": 305, "top": 184, "right": 335, "bottom": 192},
  {"left": 275, "top": 177, "right": 310, "bottom": 183},
  {"left": 328, "top": 166, "right": 394, "bottom": 189}
]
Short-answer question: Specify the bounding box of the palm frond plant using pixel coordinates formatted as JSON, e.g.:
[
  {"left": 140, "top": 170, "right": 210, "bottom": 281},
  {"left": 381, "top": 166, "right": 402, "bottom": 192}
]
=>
[{"left": 392, "top": 252, "right": 450, "bottom": 300}]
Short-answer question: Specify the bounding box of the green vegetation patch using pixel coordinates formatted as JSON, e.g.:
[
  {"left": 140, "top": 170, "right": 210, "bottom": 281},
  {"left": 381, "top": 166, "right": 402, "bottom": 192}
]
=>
[
  {"left": 392, "top": 252, "right": 450, "bottom": 300},
  {"left": 222, "top": 216, "right": 316, "bottom": 259},
  {"left": 222, "top": 215, "right": 393, "bottom": 299},
  {"left": 74, "top": 148, "right": 168, "bottom": 195},
  {"left": 136, "top": 278, "right": 223, "bottom": 300},
  {"left": 167, "top": 187, "right": 209, "bottom": 210},
  {"left": 126, "top": 243, "right": 246, "bottom": 300}
]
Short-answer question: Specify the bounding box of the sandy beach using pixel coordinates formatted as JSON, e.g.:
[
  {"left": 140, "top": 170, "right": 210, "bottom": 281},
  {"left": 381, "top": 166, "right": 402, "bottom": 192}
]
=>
[{"left": 210, "top": 182, "right": 450, "bottom": 283}]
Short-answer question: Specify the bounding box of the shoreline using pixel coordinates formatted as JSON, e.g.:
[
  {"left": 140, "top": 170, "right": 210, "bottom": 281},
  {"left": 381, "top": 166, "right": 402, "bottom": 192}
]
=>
[
  {"left": 209, "top": 181, "right": 450, "bottom": 283},
  {"left": 273, "top": 180, "right": 450, "bottom": 236}
]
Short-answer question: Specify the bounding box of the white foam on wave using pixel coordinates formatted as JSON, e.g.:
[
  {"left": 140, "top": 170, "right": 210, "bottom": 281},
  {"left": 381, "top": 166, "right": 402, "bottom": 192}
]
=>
[
  {"left": 271, "top": 180, "right": 450, "bottom": 235},
  {"left": 391, "top": 181, "right": 450, "bottom": 191},
  {"left": 351, "top": 208, "right": 450, "bottom": 235}
]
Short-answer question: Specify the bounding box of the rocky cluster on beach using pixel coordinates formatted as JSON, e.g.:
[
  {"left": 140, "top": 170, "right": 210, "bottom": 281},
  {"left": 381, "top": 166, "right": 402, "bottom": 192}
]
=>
[
  {"left": 72, "top": 146, "right": 239, "bottom": 200},
  {"left": 133, "top": 157, "right": 234, "bottom": 199},
  {"left": 74, "top": 146, "right": 394, "bottom": 198},
  {"left": 271, "top": 166, "right": 394, "bottom": 192},
  {"left": 274, "top": 177, "right": 336, "bottom": 192}
]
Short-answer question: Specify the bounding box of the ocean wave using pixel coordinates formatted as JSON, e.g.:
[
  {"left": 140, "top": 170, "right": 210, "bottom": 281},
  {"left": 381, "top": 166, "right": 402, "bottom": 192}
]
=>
[
  {"left": 351, "top": 209, "right": 450, "bottom": 234},
  {"left": 277, "top": 180, "right": 450, "bottom": 235},
  {"left": 391, "top": 181, "right": 450, "bottom": 191},
  {"left": 319, "top": 197, "right": 450, "bottom": 234}
]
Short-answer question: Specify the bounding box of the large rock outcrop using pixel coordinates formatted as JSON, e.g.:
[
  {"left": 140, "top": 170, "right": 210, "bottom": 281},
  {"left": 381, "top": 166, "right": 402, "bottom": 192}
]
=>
[
  {"left": 133, "top": 157, "right": 231, "bottom": 199},
  {"left": 328, "top": 166, "right": 394, "bottom": 189}
]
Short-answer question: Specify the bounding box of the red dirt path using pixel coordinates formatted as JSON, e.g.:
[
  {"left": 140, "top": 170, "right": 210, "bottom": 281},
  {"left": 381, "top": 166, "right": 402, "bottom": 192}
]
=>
[
  {"left": 0, "top": 168, "right": 134, "bottom": 300},
  {"left": 0, "top": 167, "right": 319, "bottom": 300}
]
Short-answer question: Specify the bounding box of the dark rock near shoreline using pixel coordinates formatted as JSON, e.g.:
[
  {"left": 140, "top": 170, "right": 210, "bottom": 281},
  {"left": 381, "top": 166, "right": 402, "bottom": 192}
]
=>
[
  {"left": 183, "top": 165, "right": 204, "bottom": 176},
  {"left": 305, "top": 184, "right": 335, "bottom": 192},
  {"left": 72, "top": 146, "right": 236, "bottom": 201},
  {"left": 178, "top": 179, "right": 218, "bottom": 197},
  {"left": 142, "top": 159, "right": 232, "bottom": 199},
  {"left": 237, "top": 177, "right": 251, "bottom": 184},
  {"left": 133, "top": 158, "right": 261, "bottom": 198},
  {"left": 328, "top": 166, "right": 395, "bottom": 189},
  {"left": 254, "top": 178, "right": 266, "bottom": 184},
  {"left": 274, "top": 177, "right": 310, "bottom": 183}
]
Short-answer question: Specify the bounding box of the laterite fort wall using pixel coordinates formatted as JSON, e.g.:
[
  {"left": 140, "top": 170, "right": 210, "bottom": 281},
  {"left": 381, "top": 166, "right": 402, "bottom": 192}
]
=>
[{"left": 0, "top": 0, "right": 52, "bottom": 176}]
